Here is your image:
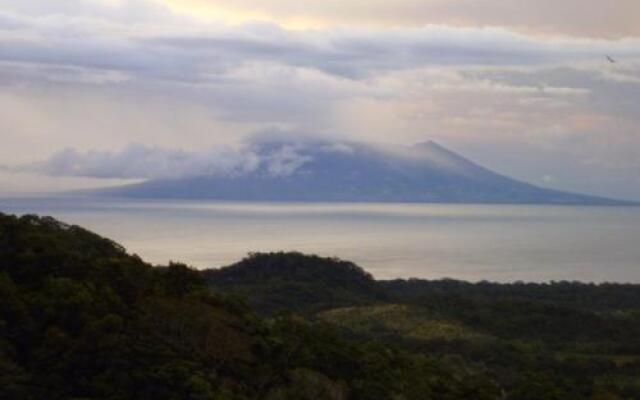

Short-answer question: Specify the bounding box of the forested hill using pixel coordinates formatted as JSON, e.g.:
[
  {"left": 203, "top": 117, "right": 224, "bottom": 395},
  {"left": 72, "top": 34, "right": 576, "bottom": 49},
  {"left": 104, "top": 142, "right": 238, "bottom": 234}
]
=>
[
  {"left": 3, "top": 213, "right": 640, "bottom": 399},
  {"left": 207, "top": 255, "right": 640, "bottom": 399},
  {"left": 204, "top": 252, "right": 387, "bottom": 314},
  {"left": 0, "top": 213, "right": 500, "bottom": 399},
  {"left": 208, "top": 252, "right": 640, "bottom": 316}
]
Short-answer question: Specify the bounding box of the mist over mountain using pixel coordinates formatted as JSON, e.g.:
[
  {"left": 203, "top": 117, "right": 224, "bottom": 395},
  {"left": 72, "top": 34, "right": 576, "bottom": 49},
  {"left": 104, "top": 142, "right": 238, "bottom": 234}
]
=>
[{"left": 95, "top": 138, "right": 632, "bottom": 205}]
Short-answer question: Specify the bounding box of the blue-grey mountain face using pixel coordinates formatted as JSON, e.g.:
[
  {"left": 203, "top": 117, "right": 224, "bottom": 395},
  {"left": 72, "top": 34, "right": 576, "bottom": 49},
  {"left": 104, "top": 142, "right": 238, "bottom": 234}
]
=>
[{"left": 97, "top": 139, "right": 632, "bottom": 205}]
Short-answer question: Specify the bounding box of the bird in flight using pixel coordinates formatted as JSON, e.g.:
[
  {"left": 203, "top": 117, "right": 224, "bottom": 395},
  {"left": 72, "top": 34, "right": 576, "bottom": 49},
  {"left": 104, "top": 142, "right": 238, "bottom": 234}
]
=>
[{"left": 606, "top": 55, "right": 617, "bottom": 64}]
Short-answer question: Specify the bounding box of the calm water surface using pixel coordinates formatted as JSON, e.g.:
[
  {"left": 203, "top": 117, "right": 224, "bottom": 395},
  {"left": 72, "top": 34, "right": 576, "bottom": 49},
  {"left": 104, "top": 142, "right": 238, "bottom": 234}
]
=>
[{"left": 1, "top": 196, "right": 639, "bottom": 282}]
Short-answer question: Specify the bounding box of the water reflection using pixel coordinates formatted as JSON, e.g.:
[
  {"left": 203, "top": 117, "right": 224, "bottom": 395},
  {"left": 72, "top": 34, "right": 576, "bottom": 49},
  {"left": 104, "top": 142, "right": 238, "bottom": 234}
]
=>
[{"left": 1, "top": 196, "right": 639, "bottom": 283}]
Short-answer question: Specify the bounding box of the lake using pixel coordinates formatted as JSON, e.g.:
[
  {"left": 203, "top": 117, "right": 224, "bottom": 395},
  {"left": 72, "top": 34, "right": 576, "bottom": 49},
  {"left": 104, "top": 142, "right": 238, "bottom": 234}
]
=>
[{"left": 1, "top": 196, "right": 639, "bottom": 283}]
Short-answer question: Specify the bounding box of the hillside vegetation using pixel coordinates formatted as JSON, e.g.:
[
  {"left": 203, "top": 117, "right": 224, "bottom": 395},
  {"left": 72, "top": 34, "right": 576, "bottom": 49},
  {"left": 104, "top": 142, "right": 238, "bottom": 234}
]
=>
[
  {"left": 209, "top": 253, "right": 640, "bottom": 399},
  {"left": 204, "top": 252, "right": 386, "bottom": 314},
  {"left": 0, "top": 213, "right": 499, "bottom": 399},
  {"left": 2, "top": 212, "right": 640, "bottom": 399}
]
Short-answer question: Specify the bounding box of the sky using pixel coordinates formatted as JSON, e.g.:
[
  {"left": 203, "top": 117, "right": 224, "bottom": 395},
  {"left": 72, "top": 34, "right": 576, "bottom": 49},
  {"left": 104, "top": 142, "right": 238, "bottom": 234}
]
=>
[{"left": 0, "top": 0, "right": 639, "bottom": 199}]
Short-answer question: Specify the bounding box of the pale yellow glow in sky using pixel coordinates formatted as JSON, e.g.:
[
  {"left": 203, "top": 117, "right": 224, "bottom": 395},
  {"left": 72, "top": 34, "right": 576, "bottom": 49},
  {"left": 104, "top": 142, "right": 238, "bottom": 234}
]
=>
[
  {"left": 163, "top": 0, "right": 640, "bottom": 37},
  {"left": 164, "top": 0, "right": 326, "bottom": 29}
]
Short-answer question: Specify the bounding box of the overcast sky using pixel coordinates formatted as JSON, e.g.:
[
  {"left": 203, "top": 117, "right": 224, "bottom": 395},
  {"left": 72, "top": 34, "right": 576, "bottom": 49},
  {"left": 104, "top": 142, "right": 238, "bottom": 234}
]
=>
[{"left": 1, "top": 0, "right": 639, "bottom": 199}]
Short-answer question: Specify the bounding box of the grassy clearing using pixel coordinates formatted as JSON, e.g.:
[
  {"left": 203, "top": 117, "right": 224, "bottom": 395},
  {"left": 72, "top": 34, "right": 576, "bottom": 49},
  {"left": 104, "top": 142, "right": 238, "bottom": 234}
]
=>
[{"left": 319, "top": 304, "right": 490, "bottom": 342}]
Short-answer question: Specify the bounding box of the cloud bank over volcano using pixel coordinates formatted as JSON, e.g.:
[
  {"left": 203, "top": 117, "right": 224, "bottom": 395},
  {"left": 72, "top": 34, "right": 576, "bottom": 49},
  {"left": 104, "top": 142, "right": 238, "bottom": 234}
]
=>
[{"left": 40, "top": 137, "right": 629, "bottom": 205}]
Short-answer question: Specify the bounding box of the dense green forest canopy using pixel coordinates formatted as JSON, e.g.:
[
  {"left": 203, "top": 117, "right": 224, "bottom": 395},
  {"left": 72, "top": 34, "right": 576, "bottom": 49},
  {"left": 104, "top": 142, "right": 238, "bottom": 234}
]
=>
[
  {"left": 204, "top": 252, "right": 387, "bottom": 314},
  {"left": 2, "top": 212, "right": 640, "bottom": 399}
]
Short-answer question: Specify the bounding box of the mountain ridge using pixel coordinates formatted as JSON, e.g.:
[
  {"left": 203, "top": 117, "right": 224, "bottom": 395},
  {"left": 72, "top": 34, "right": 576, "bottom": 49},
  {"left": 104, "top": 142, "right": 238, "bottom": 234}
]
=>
[{"left": 93, "top": 139, "right": 636, "bottom": 205}]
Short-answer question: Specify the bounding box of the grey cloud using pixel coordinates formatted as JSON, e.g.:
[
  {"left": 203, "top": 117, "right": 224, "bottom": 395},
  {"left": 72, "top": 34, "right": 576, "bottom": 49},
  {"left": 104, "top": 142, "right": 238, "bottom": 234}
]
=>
[
  {"left": 461, "top": 64, "right": 640, "bottom": 121},
  {"left": 19, "top": 143, "right": 261, "bottom": 179},
  {"left": 0, "top": 61, "right": 131, "bottom": 84},
  {"left": 264, "top": 145, "right": 313, "bottom": 177},
  {"left": 16, "top": 140, "right": 320, "bottom": 180},
  {"left": 319, "top": 143, "right": 354, "bottom": 155},
  {"left": 142, "top": 26, "right": 640, "bottom": 79},
  {"left": 2, "top": 9, "right": 640, "bottom": 85},
  {"left": 0, "top": 11, "right": 28, "bottom": 30},
  {"left": 0, "top": 0, "right": 178, "bottom": 24}
]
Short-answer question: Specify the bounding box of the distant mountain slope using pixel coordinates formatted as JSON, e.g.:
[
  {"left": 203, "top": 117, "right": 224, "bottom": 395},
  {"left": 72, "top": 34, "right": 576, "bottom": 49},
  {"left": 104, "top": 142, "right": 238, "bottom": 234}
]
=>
[{"left": 96, "top": 139, "right": 634, "bottom": 205}]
